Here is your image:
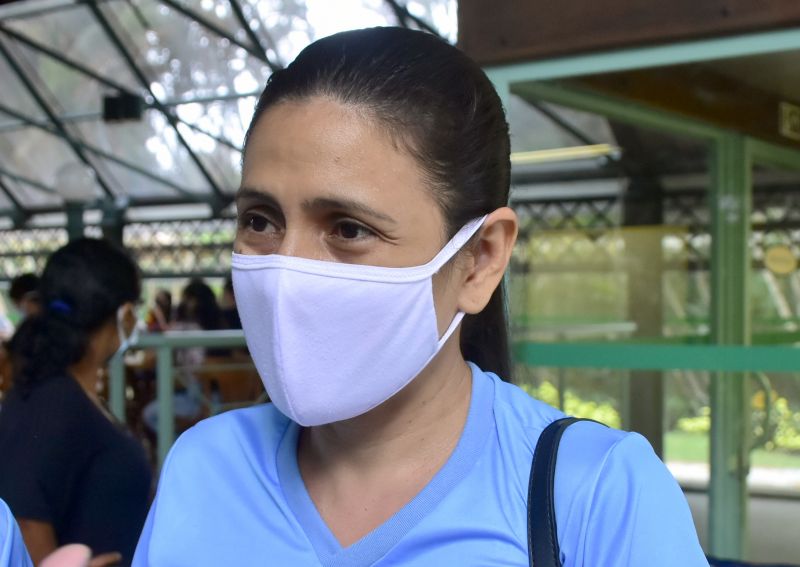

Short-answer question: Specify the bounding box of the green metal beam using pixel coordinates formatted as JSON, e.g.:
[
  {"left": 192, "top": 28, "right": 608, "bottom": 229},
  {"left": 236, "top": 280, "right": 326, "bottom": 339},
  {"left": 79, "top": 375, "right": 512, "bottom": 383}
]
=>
[
  {"left": 156, "top": 344, "right": 174, "bottom": 468},
  {"left": 511, "top": 81, "right": 725, "bottom": 141},
  {"left": 709, "top": 134, "right": 751, "bottom": 559},
  {"left": 513, "top": 342, "right": 800, "bottom": 372},
  {"left": 485, "top": 27, "right": 800, "bottom": 85},
  {"left": 747, "top": 139, "right": 800, "bottom": 173}
]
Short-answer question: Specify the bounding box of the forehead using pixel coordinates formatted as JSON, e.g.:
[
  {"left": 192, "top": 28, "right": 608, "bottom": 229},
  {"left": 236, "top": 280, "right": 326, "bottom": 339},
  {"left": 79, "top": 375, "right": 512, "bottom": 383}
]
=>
[{"left": 241, "top": 97, "right": 443, "bottom": 226}]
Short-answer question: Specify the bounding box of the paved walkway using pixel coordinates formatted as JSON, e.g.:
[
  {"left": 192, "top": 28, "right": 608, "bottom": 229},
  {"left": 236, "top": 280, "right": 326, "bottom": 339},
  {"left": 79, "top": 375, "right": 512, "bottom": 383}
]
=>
[{"left": 668, "top": 462, "right": 800, "bottom": 563}]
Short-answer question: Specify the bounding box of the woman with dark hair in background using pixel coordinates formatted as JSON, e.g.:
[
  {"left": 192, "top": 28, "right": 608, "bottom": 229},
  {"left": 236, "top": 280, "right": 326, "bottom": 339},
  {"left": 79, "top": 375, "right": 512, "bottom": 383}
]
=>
[
  {"left": 141, "top": 278, "right": 225, "bottom": 433},
  {"left": 133, "top": 28, "right": 706, "bottom": 566},
  {"left": 0, "top": 239, "right": 151, "bottom": 567}
]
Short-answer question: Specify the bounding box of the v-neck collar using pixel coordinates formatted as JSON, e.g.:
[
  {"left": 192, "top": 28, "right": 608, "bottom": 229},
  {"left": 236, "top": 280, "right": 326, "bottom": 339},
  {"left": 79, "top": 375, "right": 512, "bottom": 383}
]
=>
[{"left": 275, "top": 362, "right": 494, "bottom": 567}]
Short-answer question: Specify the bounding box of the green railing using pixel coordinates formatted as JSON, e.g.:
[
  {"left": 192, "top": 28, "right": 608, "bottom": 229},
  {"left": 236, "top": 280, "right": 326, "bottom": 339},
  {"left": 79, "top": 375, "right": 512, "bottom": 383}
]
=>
[
  {"left": 109, "top": 330, "right": 249, "bottom": 467},
  {"left": 514, "top": 342, "right": 800, "bottom": 372}
]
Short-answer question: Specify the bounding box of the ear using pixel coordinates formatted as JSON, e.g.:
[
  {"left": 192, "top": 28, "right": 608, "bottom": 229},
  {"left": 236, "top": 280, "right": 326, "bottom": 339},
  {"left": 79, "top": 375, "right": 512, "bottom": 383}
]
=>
[{"left": 457, "top": 207, "right": 518, "bottom": 314}]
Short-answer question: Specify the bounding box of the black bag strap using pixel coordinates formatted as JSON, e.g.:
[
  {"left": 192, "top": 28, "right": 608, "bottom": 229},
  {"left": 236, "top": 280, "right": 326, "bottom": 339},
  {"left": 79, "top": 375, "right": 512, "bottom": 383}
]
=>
[{"left": 528, "top": 417, "right": 596, "bottom": 567}]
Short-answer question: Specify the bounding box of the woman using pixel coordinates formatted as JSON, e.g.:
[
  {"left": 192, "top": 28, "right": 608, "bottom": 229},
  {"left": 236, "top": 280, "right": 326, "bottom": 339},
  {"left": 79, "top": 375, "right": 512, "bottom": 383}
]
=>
[
  {"left": 142, "top": 279, "right": 225, "bottom": 432},
  {"left": 134, "top": 28, "right": 706, "bottom": 566},
  {"left": 0, "top": 239, "right": 151, "bottom": 566}
]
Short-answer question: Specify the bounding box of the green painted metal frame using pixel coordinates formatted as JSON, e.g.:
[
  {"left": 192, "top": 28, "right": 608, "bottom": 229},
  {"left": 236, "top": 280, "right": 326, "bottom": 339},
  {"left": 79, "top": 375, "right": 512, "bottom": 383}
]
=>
[
  {"left": 108, "top": 330, "right": 248, "bottom": 467},
  {"left": 709, "top": 134, "right": 751, "bottom": 558},
  {"left": 487, "top": 26, "right": 800, "bottom": 559}
]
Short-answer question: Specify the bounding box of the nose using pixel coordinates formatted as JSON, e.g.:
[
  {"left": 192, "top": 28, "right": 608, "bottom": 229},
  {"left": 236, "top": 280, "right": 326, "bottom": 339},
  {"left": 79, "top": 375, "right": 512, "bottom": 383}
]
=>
[{"left": 276, "top": 227, "right": 328, "bottom": 261}]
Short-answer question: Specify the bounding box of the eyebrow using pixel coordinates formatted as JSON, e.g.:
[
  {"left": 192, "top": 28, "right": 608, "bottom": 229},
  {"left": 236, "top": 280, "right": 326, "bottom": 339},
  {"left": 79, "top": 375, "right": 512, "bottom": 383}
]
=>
[
  {"left": 301, "top": 197, "right": 397, "bottom": 224},
  {"left": 235, "top": 187, "right": 397, "bottom": 225},
  {"left": 235, "top": 187, "right": 280, "bottom": 209}
]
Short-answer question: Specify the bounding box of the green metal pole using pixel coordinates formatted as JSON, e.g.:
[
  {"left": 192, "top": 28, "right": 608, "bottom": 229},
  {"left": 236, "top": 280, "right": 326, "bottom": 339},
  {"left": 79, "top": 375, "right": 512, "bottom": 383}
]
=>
[
  {"left": 156, "top": 345, "right": 175, "bottom": 469},
  {"left": 708, "top": 134, "right": 751, "bottom": 559},
  {"left": 65, "top": 203, "right": 84, "bottom": 241},
  {"left": 108, "top": 354, "right": 126, "bottom": 423}
]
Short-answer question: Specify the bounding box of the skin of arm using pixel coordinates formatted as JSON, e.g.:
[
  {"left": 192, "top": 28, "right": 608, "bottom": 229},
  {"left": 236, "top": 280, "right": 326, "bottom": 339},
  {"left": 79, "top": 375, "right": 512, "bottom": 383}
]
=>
[{"left": 18, "top": 519, "right": 57, "bottom": 566}]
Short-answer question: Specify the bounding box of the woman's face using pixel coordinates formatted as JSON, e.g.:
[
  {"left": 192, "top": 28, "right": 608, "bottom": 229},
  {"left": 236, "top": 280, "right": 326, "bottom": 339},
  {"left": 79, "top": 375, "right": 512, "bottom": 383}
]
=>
[
  {"left": 236, "top": 96, "right": 464, "bottom": 331},
  {"left": 236, "top": 97, "right": 449, "bottom": 267}
]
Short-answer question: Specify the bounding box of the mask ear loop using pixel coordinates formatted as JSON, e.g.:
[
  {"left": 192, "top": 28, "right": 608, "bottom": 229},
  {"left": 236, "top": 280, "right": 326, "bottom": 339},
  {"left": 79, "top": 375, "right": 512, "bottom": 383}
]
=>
[
  {"left": 426, "top": 215, "right": 488, "bottom": 276},
  {"left": 430, "top": 216, "right": 488, "bottom": 346}
]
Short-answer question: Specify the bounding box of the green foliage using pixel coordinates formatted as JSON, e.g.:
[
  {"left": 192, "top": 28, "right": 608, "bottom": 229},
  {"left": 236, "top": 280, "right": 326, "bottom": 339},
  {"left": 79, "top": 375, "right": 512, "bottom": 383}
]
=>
[
  {"left": 519, "top": 380, "right": 622, "bottom": 429},
  {"left": 676, "top": 394, "right": 800, "bottom": 454},
  {"left": 676, "top": 407, "right": 710, "bottom": 434}
]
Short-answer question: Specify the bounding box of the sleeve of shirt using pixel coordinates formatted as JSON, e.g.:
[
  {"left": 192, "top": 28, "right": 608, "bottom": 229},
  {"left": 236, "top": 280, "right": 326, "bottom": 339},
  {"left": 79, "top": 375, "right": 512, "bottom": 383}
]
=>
[
  {"left": 0, "top": 498, "right": 34, "bottom": 567},
  {"left": 581, "top": 432, "right": 709, "bottom": 567}
]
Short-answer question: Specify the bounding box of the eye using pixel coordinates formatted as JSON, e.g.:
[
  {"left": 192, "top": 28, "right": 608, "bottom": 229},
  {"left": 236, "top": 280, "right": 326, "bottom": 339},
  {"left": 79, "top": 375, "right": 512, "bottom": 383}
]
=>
[
  {"left": 239, "top": 212, "right": 273, "bottom": 233},
  {"left": 332, "top": 220, "right": 375, "bottom": 240}
]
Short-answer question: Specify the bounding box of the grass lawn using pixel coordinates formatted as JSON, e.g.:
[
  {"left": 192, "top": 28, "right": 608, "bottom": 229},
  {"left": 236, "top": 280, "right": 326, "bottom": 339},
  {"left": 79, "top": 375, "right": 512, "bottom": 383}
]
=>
[{"left": 665, "top": 431, "right": 800, "bottom": 469}]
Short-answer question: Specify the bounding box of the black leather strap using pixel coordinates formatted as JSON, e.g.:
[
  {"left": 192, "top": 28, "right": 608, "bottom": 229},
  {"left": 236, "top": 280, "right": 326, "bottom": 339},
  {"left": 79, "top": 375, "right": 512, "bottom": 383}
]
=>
[{"left": 528, "top": 417, "right": 592, "bottom": 567}]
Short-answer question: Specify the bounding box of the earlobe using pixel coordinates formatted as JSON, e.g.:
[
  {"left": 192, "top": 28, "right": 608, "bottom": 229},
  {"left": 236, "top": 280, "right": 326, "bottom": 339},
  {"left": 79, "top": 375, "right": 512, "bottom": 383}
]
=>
[{"left": 457, "top": 207, "right": 518, "bottom": 314}]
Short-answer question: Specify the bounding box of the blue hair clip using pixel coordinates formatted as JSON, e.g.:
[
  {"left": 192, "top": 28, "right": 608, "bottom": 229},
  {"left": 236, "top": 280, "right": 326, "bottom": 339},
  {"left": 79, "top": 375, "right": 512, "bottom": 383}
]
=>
[{"left": 49, "top": 299, "right": 73, "bottom": 315}]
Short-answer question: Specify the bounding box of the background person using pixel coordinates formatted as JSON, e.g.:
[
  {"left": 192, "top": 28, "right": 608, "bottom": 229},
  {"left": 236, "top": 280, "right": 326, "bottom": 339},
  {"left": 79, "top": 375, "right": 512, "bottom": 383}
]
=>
[
  {"left": 141, "top": 279, "right": 223, "bottom": 432},
  {"left": 144, "top": 289, "right": 172, "bottom": 333},
  {"left": 0, "top": 239, "right": 151, "bottom": 567},
  {"left": 8, "top": 273, "right": 40, "bottom": 322}
]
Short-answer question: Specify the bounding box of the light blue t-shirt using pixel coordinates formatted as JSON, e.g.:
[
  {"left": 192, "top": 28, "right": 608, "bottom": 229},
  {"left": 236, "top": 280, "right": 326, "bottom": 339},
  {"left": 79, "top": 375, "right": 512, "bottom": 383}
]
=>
[
  {"left": 133, "top": 364, "right": 707, "bottom": 566},
  {"left": 0, "top": 499, "right": 33, "bottom": 567}
]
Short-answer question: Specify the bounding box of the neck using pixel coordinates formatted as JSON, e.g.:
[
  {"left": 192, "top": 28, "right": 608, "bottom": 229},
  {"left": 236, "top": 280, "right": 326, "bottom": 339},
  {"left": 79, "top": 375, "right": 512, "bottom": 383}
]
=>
[
  {"left": 299, "top": 339, "right": 473, "bottom": 473},
  {"left": 68, "top": 354, "right": 103, "bottom": 401}
]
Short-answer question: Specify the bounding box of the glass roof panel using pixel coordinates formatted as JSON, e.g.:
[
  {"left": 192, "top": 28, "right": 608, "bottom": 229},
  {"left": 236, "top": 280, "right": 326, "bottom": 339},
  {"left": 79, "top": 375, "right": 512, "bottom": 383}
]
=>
[
  {"left": 99, "top": 0, "right": 274, "bottom": 104},
  {"left": 0, "top": 172, "right": 62, "bottom": 209},
  {"left": 176, "top": 122, "right": 240, "bottom": 194},
  {"left": 6, "top": 41, "right": 113, "bottom": 117},
  {"left": 0, "top": 126, "right": 80, "bottom": 192},
  {"left": 246, "top": 0, "right": 395, "bottom": 64},
  {"left": 163, "top": 0, "right": 258, "bottom": 49},
  {"left": 96, "top": 157, "right": 187, "bottom": 201},
  {"left": 0, "top": 0, "right": 457, "bottom": 216},
  {"left": 73, "top": 115, "right": 211, "bottom": 196},
  {"left": 0, "top": 182, "right": 11, "bottom": 210},
  {"left": 175, "top": 96, "right": 253, "bottom": 151},
  {"left": 4, "top": 3, "right": 141, "bottom": 92},
  {"left": 0, "top": 42, "right": 46, "bottom": 122}
]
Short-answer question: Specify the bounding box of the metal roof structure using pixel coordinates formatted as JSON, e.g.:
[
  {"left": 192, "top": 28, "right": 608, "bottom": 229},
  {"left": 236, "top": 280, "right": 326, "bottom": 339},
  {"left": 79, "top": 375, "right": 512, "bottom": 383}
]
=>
[{"left": 0, "top": 0, "right": 456, "bottom": 228}]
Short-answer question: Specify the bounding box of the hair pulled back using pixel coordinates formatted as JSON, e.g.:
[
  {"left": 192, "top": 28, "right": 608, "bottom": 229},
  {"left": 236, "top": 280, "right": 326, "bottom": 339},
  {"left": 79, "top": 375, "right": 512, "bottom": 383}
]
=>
[
  {"left": 244, "top": 27, "right": 512, "bottom": 380},
  {"left": 11, "top": 238, "right": 141, "bottom": 393}
]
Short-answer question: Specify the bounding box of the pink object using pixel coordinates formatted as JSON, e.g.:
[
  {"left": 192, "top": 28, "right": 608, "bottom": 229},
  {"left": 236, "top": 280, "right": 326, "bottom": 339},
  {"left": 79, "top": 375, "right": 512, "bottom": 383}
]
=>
[{"left": 40, "top": 544, "right": 91, "bottom": 567}]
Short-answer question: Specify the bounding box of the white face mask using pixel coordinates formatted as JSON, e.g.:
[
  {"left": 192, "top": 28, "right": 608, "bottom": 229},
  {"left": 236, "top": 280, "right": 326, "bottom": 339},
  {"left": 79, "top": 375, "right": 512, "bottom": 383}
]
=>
[
  {"left": 115, "top": 304, "right": 140, "bottom": 358},
  {"left": 231, "top": 216, "right": 486, "bottom": 426}
]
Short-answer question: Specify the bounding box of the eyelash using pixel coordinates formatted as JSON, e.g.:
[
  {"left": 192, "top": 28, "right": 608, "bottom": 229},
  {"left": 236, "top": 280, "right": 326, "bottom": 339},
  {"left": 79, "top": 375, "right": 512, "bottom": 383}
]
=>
[
  {"left": 238, "top": 213, "right": 379, "bottom": 243},
  {"left": 330, "top": 219, "right": 377, "bottom": 241},
  {"left": 238, "top": 212, "right": 276, "bottom": 233}
]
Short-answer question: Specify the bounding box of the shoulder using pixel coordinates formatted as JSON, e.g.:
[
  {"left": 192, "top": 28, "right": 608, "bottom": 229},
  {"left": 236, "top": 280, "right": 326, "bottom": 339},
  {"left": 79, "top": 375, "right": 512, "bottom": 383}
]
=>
[
  {"left": 162, "top": 403, "right": 289, "bottom": 480},
  {"left": 0, "top": 375, "right": 88, "bottom": 437},
  {"left": 0, "top": 498, "right": 34, "bottom": 567}
]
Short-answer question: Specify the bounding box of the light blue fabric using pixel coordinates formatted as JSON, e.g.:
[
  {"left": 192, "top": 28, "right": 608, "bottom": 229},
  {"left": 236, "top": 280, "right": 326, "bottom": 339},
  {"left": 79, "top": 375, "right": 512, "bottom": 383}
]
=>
[
  {"left": 133, "top": 363, "right": 708, "bottom": 566},
  {"left": 0, "top": 499, "right": 33, "bottom": 567}
]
